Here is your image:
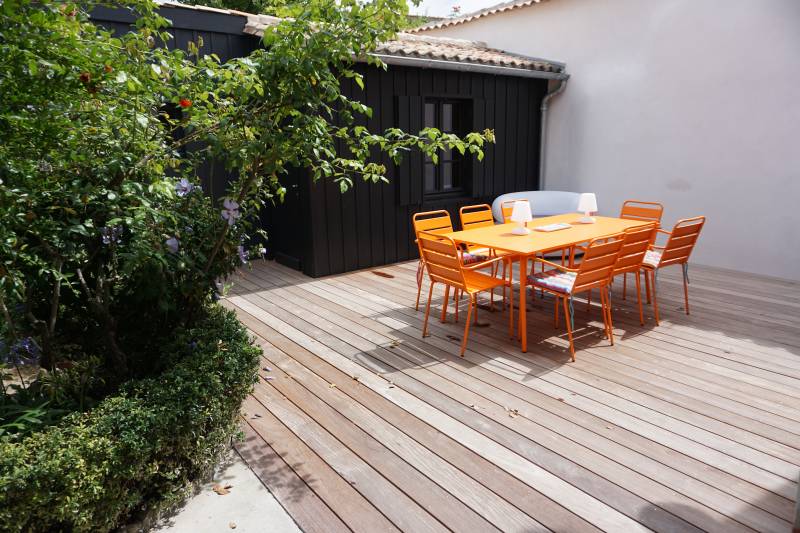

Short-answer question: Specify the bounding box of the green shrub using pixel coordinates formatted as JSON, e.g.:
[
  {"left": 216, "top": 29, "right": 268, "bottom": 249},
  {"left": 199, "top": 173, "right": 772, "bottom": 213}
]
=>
[{"left": 0, "top": 305, "right": 260, "bottom": 532}]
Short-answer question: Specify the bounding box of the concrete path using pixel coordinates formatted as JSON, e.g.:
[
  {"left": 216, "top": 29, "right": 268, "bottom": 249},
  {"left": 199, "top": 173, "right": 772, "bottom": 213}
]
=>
[{"left": 152, "top": 449, "right": 301, "bottom": 533}]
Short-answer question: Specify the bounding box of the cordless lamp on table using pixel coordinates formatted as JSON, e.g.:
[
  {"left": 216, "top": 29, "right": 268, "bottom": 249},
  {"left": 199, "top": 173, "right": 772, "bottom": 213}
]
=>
[
  {"left": 510, "top": 200, "right": 533, "bottom": 235},
  {"left": 577, "top": 193, "right": 598, "bottom": 224}
]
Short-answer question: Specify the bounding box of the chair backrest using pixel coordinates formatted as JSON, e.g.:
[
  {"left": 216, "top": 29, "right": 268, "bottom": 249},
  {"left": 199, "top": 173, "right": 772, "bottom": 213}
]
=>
[
  {"left": 412, "top": 210, "right": 453, "bottom": 237},
  {"left": 459, "top": 204, "right": 494, "bottom": 231},
  {"left": 573, "top": 234, "right": 625, "bottom": 292},
  {"left": 659, "top": 216, "right": 706, "bottom": 267},
  {"left": 620, "top": 200, "right": 664, "bottom": 224},
  {"left": 613, "top": 223, "right": 658, "bottom": 275},
  {"left": 501, "top": 199, "right": 531, "bottom": 223},
  {"left": 417, "top": 231, "right": 466, "bottom": 290}
]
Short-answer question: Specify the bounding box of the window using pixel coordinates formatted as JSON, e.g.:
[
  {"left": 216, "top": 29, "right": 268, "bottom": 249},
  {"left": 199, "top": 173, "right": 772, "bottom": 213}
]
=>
[{"left": 423, "top": 99, "right": 471, "bottom": 197}]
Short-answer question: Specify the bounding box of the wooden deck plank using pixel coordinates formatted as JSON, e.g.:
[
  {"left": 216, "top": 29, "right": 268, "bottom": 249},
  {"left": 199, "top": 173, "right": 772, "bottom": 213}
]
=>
[
  {"left": 256, "top": 339, "right": 548, "bottom": 532},
  {"left": 380, "top": 263, "right": 800, "bottom": 427},
  {"left": 227, "top": 294, "right": 653, "bottom": 532},
  {"left": 241, "top": 269, "right": 799, "bottom": 522},
  {"left": 237, "top": 268, "right": 794, "bottom": 530},
  {"left": 307, "top": 271, "right": 799, "bottom": 497},
  {"left": 233, "top": 310, "right": 600, "bottom": 533},
  {"left": 228, "top": 260, "right": 800, "bottom": 533},
  {"left": 255, "top": 355, "right": 507, "bottom": 533},
  {"left": 252, "top": 384, "right": 451, "bottom": 533},
  {"left": 235, "top": 422, "right": 351, "bottom": 533}
]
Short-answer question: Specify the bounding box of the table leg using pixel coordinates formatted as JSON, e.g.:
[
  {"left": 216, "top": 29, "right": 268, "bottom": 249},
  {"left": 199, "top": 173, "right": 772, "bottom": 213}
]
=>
[{"left": 519, "top": 255, "right": 528, "bottom": 352}]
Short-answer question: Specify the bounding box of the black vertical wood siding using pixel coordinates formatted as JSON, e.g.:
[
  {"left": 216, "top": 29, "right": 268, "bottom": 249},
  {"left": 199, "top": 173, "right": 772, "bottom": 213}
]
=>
[
  {"left": 300, "top": 63, "right": 547, "bottom": 277},
  {"left": 91, "top": 7, "right": 548, "bottom": 278}
]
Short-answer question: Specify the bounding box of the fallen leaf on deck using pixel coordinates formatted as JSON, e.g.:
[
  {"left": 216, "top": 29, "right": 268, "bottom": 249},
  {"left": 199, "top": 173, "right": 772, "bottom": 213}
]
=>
[
  {"left": 213, "top": 483, "right": 232, "bottom": 495},
  {"left": 262, "top": 376, "right": 275, "bottom": 381},
  {"left": 446, "top": 334, "right": 460, "bottom": 342},
  {"left": 557, "top": 397, "right": 564, "bottom": 402},
  {"left": 507, "top": 408, "right": 520, "bottom": 418},
  {"left": 229, "top": 522, "right": 237, "bottom": 529},
  {"left": 329, "top": 383, "right": 337, "bottom": 388},
  {"left": 263, "top": 366, "right": 272, "bottom": 372},
  {"left": 371, "top": 270, "right": 395, "bottom": 278}
]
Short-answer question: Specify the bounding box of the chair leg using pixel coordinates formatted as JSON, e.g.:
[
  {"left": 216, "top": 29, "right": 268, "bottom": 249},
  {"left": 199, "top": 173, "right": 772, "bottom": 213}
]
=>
[
  {"left": 474, "top": 297, "right": 479, "bottom": 325},
  {"left": 501, "top": 259, "right": 508, "bottom": 309},
  {"left": 635, "top": 271, "right": 644, "bottom": 326},
  {"left": 554, "top": 296, "right": 559, "bottom": 328},
  {"left": 682, "top": 263, "right": 690, "bottom": 315},
  {"left": 622, "top": 273, "right": 627, "bottom": 300},
  {"left": 651, "top": 270, "right": 660, "bottom": 325},
  {"left": 415, "top": 260, "right": 424, "bottom": 311},
  {"left": 422, "top": 282, "right": 435, "bottom": 337},
  {"left": 644, "top": 269, "right": 652, "bottom": 304},
  {"left": 461, "top": 295, "right": 474, "bottom": 357},
  {"left": 586, "top": 289, "right": 592, "bottom": 312},
  {"left": 563, "top": 296, "right": 575, "bottom": 362},
  {"left": 605, "top": 286, "right": 615, "bottom": 345},
  {"left": 441, "top": 285, "right": 450, "bottom": 323},
  {"left": 508, "top": 273, "right": 515, "bottom": 339},
  {"left": 455, "top": 290, "right": 460, "bottom": 323}
]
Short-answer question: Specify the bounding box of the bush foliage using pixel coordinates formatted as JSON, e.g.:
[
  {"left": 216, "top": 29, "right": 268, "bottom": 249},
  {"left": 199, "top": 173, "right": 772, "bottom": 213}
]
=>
[{"left": 0, "top": 306, "right": 260, "bottom": 532}]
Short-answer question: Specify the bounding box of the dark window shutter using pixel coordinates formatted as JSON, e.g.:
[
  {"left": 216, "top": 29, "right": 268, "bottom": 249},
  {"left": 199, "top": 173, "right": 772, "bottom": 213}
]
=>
[{"left": 395, "top": 95, "right": 424, "bottom": 206}]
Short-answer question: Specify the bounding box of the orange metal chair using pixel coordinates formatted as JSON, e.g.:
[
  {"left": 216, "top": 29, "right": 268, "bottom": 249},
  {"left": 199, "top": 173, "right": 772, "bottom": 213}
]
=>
[
  {"left": 459, "top": 204, "right": 514, "bottom": 306},
  {"left": 418, "top": 231, "right": 508, "bottom": 356},
  {"left": 412, "top": 210, "right": 487, "bottom": 311},
  {"left": 618, "top": 200, "right": 663, "bottom": 297},
  {"left": 610, "top": 223, "right": 658, "bottom": 325},
  {"left": 526, "top": 234, "right": 624, "bottom": 361},
  {"left": 619, "top": 200, "right": 664, "bottom": 224},
  {"left": 641, "top": 216, "right": 706, "bottom": 325}
]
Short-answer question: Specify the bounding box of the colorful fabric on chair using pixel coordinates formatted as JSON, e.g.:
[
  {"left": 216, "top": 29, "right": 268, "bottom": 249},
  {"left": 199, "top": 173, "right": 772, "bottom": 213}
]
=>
[
  {"left": 643, "top": 249, "right": 663, "bottom": 268},
  {"left": 462, "top": 252, "right": 488, "bottom": 265},
  {"left": 527, "top": 270, "right": 577, "bottom": 294}
]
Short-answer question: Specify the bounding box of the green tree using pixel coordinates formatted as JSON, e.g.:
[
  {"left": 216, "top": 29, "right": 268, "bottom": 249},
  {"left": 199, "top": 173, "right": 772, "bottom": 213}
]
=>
[{"left": 0, "top": 0, "right": 492, "bottom": 393}]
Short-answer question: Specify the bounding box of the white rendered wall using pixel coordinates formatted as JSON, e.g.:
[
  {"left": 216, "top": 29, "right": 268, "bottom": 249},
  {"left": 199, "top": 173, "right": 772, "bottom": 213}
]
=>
[{"left": 421, "top": 0, "right": 800, "bottom": 280}]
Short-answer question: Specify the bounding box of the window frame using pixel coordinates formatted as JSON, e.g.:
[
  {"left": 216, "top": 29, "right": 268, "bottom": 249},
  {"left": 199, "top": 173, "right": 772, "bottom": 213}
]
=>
[{"left": 423, "top": 97, "right": 472, "bottom": 200}]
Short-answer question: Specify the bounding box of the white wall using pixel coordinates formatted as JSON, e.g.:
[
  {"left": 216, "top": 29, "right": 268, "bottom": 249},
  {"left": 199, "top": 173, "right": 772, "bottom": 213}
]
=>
[{"left": 421, "top": 0, "right": 800, "bottom": 280}]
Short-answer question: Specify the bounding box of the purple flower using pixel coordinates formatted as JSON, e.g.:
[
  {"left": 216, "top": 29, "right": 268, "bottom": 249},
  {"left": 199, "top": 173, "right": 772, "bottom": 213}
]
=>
[
  {"left": 221, "top": 198, "right": 240, "bottom": 226},
  {"left": 100, "top": 226, "right": 123, "bottom": 245},
  {"left": 238, "top": 245, "right": 248, "bottom": 264},
  {"left": 165, "top": 236, "right": 180, "bottom": 254},
  {"left": 5, "top": 337, "right": 41, "bottom": 366},
  {"left": 175, "top": 178, "right": 195, "bottom": 197}
]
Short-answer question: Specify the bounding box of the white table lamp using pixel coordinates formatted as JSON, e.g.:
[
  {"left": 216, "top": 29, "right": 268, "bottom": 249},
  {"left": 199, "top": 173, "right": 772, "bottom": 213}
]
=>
[
  {"left": 510, "top": 200, "right": 533, "bottom": 235},
  {"left": 577, "top": 193, "right": 598, "bottom": 224}
]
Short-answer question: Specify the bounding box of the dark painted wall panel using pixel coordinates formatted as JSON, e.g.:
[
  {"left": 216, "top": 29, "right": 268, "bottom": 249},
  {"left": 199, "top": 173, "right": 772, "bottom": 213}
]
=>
[
  {"left": 301, "top": 64, "right": 548, "bottom": 277},
  {"left": 91, "top": 7, "right": 547, "bottom": 278}
]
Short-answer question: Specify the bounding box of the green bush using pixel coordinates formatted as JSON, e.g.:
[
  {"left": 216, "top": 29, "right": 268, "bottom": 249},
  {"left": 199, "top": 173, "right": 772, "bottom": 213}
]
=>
[{"left": 0, "top": 305, "right": 260, "bottom": 532}]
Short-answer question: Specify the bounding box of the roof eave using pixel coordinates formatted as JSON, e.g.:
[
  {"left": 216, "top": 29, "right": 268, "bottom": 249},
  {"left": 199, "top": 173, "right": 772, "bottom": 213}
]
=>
[{"left": 369, "top": 53, "right": 568, "bottom": 80}]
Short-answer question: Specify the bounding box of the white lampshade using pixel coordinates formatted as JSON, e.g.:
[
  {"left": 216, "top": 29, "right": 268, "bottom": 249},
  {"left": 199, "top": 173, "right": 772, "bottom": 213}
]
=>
[
  {"left": 509, "top": 200, "right": 533, "bottom": 235},
  {"left": 509, "top": 200, "right": 533, "bottom": 223},
  {"left": 577, "top": 193, "right": 598, "bottom": 214}
]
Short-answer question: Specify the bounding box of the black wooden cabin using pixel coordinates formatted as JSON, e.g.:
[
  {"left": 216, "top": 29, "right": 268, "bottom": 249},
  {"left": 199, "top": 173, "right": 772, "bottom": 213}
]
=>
[{"left": 92, "top": 3, "right": 568, "bottom": 277}]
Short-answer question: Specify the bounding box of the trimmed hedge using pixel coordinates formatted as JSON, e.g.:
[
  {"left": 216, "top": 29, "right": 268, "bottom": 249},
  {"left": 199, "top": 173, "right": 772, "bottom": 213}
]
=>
[{"left": 0, "top": 306, "right": 260, "bottom": 532}]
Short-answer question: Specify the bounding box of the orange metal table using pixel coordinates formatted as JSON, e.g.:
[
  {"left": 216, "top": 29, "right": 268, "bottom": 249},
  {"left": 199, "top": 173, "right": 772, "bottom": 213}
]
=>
[{"left": 446, "top": 213, "right": 651, "bottom": 352}]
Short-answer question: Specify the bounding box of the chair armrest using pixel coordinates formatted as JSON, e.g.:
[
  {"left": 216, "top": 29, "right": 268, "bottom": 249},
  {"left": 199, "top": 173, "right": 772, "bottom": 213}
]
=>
[
  {"left": 535, "top": 257, "right": 579, "bottom": 273},
  {"left": 462, "top": 255, "right": 506, "bottom": 271},
  {"left": 648, "top": 244, "right": 666, "bottom": 250},
  {"left": 656, "top": 229, "right": 672, "bottom": 236}
]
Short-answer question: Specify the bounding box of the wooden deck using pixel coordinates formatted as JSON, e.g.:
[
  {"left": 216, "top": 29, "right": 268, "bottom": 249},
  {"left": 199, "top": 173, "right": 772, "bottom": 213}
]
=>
[{"left": 224, "top": 259, "right": 800, "bottom": 533}]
